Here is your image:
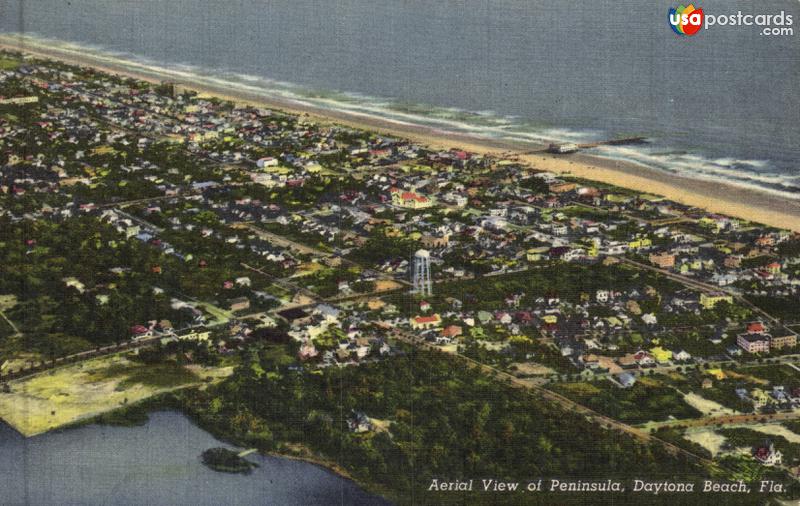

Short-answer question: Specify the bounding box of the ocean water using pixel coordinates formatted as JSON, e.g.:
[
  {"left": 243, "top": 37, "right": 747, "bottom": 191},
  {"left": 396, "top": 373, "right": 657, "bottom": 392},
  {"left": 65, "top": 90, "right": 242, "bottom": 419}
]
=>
[{"left": 0, "top": 0, "right": 798, "bottom": 198}]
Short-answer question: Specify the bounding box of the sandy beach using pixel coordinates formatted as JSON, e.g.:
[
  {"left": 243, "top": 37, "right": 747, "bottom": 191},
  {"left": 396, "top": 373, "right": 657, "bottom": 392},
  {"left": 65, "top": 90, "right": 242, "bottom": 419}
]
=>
[{"left": 2, "top": 35, "right": 799, "bottom": 232}]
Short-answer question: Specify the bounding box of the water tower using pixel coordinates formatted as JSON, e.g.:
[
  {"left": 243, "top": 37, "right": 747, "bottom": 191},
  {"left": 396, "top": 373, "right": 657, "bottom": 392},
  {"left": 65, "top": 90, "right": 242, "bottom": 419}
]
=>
[{"left": 412, "top": 249, "right": 432, "bottom": 297}]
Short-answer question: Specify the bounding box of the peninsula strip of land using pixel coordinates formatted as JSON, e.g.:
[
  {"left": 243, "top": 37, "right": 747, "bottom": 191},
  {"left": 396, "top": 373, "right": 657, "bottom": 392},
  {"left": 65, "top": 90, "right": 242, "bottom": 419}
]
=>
[{"left": 1, "top": 35, "right": 798, "bottom": 232}]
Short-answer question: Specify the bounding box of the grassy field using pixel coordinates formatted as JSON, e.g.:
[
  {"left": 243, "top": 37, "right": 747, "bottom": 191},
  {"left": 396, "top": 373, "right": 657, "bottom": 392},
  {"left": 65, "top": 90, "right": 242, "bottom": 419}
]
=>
[
  {"left": 0, "top": 57, "right": 20, "bottom": 70},
  {"left": 0, "top": 354, "right": 233, "bottom": 436}
]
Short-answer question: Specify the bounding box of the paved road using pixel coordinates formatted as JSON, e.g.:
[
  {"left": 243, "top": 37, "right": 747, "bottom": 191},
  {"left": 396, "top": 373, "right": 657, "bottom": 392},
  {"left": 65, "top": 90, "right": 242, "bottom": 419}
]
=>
[
  {"left": 240, "top": 262, "right": 321, "bottom": 302},
  {"left": 235, "top": 222, "right": 411, "bottom": 288},
  {"left": 1, "top": 336, "right": 160, "bottom": 382},
  {"left": 0, "top": 311, "right": 20, "bottom": 335},
  {"left": 233, "top": 223, "right": 333, "bottom": 258},
  {"left": 644, "top": 411, "right": 800, "bottom": 431}
]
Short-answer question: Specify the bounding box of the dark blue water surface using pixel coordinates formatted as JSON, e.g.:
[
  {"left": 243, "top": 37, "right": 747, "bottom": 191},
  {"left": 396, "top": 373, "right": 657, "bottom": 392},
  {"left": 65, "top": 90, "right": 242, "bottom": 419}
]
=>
[{"left": 0, "top": 411, "right": 389, "bottom": 506}]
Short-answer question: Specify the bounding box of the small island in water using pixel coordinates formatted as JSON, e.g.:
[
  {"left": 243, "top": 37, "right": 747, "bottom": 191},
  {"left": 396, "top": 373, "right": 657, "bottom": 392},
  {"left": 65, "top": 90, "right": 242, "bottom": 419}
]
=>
[{"left": 201, "top": 447, "right": 258, "bottom": 474}]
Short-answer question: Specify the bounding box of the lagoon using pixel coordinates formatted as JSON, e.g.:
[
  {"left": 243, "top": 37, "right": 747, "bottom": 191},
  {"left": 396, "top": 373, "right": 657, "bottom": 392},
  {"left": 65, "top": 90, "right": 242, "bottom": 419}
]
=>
[{"left": 0, "top": 410, "right": 389, "bottom": 506}]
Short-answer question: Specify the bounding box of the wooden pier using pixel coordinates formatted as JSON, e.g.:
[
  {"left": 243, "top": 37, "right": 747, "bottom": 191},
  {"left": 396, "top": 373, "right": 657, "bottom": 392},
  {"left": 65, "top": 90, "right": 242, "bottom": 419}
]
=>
[
  {"left": 577, "top": 136, "right": 648, "bottom": 149},
  {"left": 523, "top": 136, "right": 647, "bottom": 155},
  {"left": 237, "top": 448, "right": 258, "bottom": 458}
]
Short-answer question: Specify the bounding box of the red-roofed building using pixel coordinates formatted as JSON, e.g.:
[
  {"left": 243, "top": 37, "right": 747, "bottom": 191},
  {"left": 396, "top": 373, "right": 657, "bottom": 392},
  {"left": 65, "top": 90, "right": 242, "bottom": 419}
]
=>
[
  {"left": 410, "top": 313, "right": 442, "bottom": 330},
  {"left": 755, "top": 236, "right": 775, "bottom": 247},
  {"left": 753, "top": 442, "right": 782, "bottom": 466},
  {"left": 441, "top": 325, "right": 463, "bottom": 339},
  {"left": 633, "top": 350, "right": 655, "bottom": 365},
  {"left": 130, "top": 325, "right": 152, "bottom": 339},
  {"left": 390, "top": 188, "right": 433, "bottom": 209}
]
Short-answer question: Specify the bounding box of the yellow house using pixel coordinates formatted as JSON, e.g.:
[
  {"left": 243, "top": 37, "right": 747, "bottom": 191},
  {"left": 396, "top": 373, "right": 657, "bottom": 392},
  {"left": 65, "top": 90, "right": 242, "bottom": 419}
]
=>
[
  {"left": 649, "top": 347, "right": 673, "bottom": 363},
  {"left": 751, "top": 388, "right": 770, "bottom": 407},
  {"left": 91, "top": 145, "right": 117, "bottom": 156},
  {"left": 384, "top": 227, "right": 404, "bottom": 238},
  {"left": 700, "top": 292, "right": 733, "bottom": 309},
  {"left": 698, "top": 216, "right": 718, "bottom": 229},
  {"left": 179, "top": 330, "right": 211, "bottom": 341},
  {"left": 628, "top": 238, "right": 652, "bottom": 250},
  {"left": 526, "top": 247, "right": 549, "bottom": 262},
  {"left": 706, "top": 368, "right": 726, "bottom": 381}
]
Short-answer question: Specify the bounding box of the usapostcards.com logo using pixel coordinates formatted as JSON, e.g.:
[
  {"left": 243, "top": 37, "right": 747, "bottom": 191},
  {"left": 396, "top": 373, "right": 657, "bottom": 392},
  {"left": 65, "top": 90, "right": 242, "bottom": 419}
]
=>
[{"left": 668, "top": 4, "right": 794, "bottom": 37}]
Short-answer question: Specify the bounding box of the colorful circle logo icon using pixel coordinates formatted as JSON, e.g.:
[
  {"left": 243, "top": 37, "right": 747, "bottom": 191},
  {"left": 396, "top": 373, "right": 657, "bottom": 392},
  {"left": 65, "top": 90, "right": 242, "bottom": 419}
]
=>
[{"left": 669, "top": 4, "right": 704, "bottom": 36}]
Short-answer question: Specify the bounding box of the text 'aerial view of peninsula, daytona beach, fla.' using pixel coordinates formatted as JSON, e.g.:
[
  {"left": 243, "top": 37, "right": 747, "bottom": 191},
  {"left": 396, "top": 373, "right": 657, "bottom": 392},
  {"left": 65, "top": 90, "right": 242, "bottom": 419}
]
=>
[{"left": 0, "top": 0, "right": 798, "bottom": 505}]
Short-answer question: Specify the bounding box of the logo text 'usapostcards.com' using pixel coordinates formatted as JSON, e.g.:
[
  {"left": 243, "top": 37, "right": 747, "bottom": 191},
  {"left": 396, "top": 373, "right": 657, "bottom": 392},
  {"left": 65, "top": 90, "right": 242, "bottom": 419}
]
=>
[{"left": 669, "top": 4, "right": 794, "bottom": 37}]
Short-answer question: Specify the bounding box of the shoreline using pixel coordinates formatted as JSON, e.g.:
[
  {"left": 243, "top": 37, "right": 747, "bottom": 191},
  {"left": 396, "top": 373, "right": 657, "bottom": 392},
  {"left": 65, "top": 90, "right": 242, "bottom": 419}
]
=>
[
  {"left": 1, "top": 36, "right": 799, "bottom": 232},
  {"left": 69, "top": 397, "right": 395, "bottom": 503}
]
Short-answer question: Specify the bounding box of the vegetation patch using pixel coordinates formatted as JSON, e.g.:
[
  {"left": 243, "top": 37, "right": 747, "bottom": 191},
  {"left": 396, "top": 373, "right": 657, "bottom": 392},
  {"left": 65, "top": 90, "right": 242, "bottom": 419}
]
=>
[
  {"left": 549, "top": 379, "right": 702, "bottom": 425},
  {"left": 201, "top": 447, "right": 257, "bottom": 474}
]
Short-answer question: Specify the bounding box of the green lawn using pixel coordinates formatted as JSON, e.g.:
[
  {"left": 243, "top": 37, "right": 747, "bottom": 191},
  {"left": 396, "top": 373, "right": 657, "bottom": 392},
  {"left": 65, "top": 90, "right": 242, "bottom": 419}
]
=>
[
  {"left": 117, "top": 362, "right": 201, "bottom": 389},
  {"left": 0, "top": 57, "right": 20, "bottom": 70},
  {"left": 93, "top": 361, "right": 202, "bottom": 389}
]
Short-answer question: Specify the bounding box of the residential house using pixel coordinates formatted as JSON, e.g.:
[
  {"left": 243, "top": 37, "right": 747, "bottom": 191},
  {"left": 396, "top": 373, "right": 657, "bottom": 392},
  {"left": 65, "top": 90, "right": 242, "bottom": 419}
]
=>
[
  {"left": 228, "top": 297, "right": 251, "bottom": 312},
  {"left": 649, "top": 252, "right": 676, "bottom": 269},
  {"left": 753, "top": 442, "right": 782, "bottom": 467},
  {"left": 700, "top": 292, "right": 734, "bottom": 309},
  {"left": 298, "top": 341, "right": 319, "bottom": 360},
  {"left": 441, "top": 325, "right": 463, "bottom": 339},
  {"left": 649, "top": 347, "right": 673, "bottom": 364},
  {"left": 179, "top": 329, "right": 211, "bottom": 341},
  {"left": 410, "top": 313, "right": 442, "bottom": 330},
  {"left": 674, "top": 350, "right": 692, "bottom": 362},
  {"left": 347, "top": 411, "right": 372, "bottom": 433},
  {"left": 616, "top": 372, "right": 637, "bottom": 388}
]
